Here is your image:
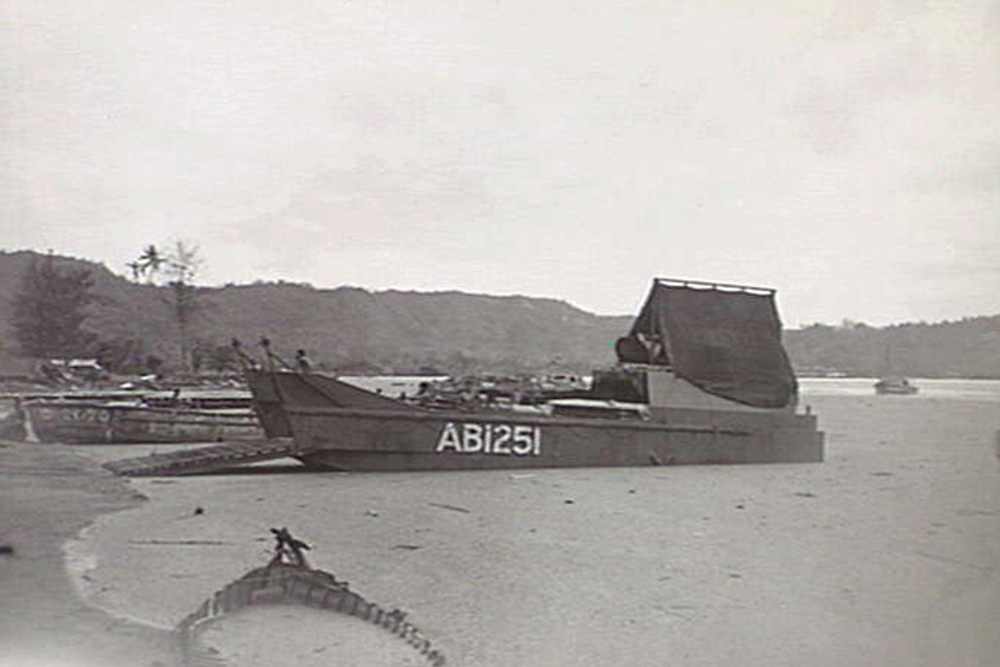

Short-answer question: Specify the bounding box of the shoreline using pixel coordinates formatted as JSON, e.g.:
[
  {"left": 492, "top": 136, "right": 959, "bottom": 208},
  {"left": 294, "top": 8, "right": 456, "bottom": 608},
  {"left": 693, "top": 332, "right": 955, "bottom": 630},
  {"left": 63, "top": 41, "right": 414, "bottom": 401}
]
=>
[
  {"left": 63, "top": 524, "right": 177, "bottom": 633},
  {"left": 0, "top": 440, "right": 177, "bottom": 667}
]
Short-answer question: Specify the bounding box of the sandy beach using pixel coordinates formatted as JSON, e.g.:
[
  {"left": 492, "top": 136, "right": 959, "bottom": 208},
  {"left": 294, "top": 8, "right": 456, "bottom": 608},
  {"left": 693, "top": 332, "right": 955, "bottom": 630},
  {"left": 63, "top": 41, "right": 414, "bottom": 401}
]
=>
[
  {"left": 3, "top": 380, "right": 1000, "bottom": 666},
  {"left": 0, "top": 441, "right": 175, "bottom": 667}
]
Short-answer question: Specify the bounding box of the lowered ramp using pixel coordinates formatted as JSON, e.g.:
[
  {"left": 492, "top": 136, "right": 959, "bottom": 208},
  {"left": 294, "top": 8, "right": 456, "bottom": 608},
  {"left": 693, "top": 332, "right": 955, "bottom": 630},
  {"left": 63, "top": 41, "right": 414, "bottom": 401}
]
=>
[{"left": 103, "top": 438, "right": 298, "bottom": 477}]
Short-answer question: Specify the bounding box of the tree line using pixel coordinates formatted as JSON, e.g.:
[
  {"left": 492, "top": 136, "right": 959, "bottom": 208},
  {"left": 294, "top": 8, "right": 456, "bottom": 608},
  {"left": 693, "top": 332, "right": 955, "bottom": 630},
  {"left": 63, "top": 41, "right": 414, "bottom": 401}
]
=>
[
  {"left": 7, "top": 250, "right": 1000, "bottom": 379},
  {"left": 784, "top": 318, "right": 1000, "bottom": 378},
  {"left": 10, "top": 245, "right": 238, "bottom": 376}
]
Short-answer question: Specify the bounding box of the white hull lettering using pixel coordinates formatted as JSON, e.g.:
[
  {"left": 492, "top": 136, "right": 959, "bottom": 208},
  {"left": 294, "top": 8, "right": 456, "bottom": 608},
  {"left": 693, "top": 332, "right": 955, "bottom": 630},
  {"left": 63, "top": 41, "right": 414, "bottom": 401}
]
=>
[
  {"left": 493, "top": 424, "right": 511, "bottom": 454},
  {"left": 512, "top": 425, "right": 533, "bottom": 455},
  {"left": 37, "top": 407, "right": 112, "bottom": 423},
  {"left": 436, "top": 422, "right": 542, "bottom": 456},
  {"left": 463, "top": 423, "right": 484, "bottom": 453},
  {"left": 436, "top": 423, "right": 462, "bottom": 452}
]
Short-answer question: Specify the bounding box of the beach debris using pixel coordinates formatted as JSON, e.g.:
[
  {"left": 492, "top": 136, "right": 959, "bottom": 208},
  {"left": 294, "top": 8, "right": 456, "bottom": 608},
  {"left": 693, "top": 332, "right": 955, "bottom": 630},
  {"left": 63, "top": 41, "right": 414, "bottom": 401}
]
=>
[
  {"left": 564, "top": 499, "right": 575, "bottom": 505},
  {"left": 652, "top": 603, "right": 695, "bottom": 622},
  {"left": 793, "top": 491, "right": 817, "bottom": 498},
  {"left": 955, "top": 507, "right": 998, "bottom": 517},
  {"left": 365, "top": 509, "right": 380, "bottom": 517},
  {"left": 392, "top": 544, "right": 422, "bottom": 551},
  {"left": 175, "top": 529, "right": 446, "bottom": 666},
  {"left": 0, "top": 543, "right": 14, "bottom": 556},
  {"left": 193, "top": 506, "right": 204, "bottom": 515},
  {"left": 128, "top": 540, "right": 231, "bottom": 546},
  {"left": 428, "top": 502, "right": 470, "bottom": 514}
]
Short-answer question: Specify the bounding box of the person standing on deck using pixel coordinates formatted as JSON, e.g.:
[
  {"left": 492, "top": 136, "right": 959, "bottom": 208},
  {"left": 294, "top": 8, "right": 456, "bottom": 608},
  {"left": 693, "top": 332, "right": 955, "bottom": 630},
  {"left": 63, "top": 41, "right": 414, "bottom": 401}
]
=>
[{"left": 295, "top": 349, "right": 312, "bottom": 372}]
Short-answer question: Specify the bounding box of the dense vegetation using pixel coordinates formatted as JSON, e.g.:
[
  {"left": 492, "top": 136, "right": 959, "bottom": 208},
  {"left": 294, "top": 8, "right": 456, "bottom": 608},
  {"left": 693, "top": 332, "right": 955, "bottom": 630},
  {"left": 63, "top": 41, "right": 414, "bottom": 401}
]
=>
[
  {"left": 0, "top": 251, "right": 630, "bottom": 375},
  {"left": 10, "top": 253, "right": 97, "bottom": 359},
  {"left": 784, "top": 319, "right": 1000, "bottom": 379},
  {"left": 1, "top": 250, "right": 998, "bottom": 378}
]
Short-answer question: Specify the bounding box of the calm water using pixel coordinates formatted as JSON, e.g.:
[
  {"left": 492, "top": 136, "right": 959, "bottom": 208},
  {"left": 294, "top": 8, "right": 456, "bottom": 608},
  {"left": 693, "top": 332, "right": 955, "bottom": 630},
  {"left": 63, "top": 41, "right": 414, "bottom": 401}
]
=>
[{"left": 799, "top": 377, "right": 1000, "bottom": 402}]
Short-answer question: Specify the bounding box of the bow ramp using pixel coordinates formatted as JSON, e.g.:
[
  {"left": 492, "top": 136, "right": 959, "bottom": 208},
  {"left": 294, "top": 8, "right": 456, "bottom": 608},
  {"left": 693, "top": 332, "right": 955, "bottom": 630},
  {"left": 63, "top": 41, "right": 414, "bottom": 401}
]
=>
[{"left": 103, "top": 437, "right": 297, "bottom": 477}]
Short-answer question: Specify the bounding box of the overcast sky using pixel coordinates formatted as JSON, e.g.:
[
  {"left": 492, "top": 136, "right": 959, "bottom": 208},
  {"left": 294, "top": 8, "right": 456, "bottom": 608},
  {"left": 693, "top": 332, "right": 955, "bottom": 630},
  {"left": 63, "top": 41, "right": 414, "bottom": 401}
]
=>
[{"left": 2, "top": 0, "right": 997, "bottom": 327}]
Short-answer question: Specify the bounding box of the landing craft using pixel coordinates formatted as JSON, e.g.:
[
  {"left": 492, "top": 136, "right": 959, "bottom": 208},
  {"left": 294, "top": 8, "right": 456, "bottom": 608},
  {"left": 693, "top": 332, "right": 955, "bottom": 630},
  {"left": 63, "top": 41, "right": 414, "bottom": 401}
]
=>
[{"left": 244, "top": 278, "right": 824, "bottom": 471}]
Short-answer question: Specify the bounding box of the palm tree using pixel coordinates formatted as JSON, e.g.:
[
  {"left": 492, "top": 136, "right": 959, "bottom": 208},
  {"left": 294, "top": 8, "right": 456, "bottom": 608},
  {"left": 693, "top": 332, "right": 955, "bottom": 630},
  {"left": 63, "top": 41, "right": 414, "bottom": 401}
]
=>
[
  {"left": 136, "top": 244, "right": 166, "bottom": 283},
  {"left": 128, "top": 241, "right": 203, "bottom": 372}
]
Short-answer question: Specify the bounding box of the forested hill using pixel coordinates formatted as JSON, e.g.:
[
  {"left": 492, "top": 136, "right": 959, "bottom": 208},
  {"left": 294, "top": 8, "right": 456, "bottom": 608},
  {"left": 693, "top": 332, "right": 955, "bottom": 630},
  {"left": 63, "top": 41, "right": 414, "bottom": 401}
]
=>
[
  {"left": 0, "top": 250, "right": 630, "bottom": 374},
  {"left": 1, "top": 250, "right": 998, "bottom": 377},
  {"left": 784, "top": 319, "right": 1000, "bottom": 379}
]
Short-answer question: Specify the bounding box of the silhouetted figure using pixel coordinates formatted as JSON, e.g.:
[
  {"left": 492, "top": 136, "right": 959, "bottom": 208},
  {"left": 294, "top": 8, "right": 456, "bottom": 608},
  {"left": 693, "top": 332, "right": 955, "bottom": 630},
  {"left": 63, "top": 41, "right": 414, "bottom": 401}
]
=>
[
  {"left": 258, "top": 337, "right": 295, "bottom": 370},
  {"left": 0, "top": 397, "right": 27, "bottom": 441},
  {"left": 269, "top": 527, "right": 311, "bottom": 568},
  {"left": 295, "top": 349, "right": 312, "bottom": 372},
  {"left": 231, "top": 338, "right": 261, "bottom": 370}
]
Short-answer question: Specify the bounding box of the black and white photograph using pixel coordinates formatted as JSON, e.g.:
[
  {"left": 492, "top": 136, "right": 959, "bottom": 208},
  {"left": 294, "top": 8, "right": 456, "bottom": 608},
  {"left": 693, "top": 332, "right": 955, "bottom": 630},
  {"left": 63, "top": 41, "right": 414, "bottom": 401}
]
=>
[{"left": 1, "top": 2, "right": 998, "bottom": 666}]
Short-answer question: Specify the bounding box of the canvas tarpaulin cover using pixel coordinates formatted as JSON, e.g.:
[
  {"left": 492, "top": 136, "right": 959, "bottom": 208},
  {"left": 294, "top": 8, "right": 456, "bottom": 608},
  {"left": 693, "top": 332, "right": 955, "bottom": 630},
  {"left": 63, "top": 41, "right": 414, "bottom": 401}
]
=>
[{"left": 628, "top": 280, "right": 797, "bottom": 408}]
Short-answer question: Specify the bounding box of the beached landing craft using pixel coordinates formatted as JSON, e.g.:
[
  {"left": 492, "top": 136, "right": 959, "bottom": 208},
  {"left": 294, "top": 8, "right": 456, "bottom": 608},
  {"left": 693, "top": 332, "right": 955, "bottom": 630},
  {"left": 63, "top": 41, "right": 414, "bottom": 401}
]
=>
[
  {"left": 246, "top": 279, "right": 824, "bottom": 471},
  {"left": 18, "top": 394, "right": 263, "bottom": 444}
]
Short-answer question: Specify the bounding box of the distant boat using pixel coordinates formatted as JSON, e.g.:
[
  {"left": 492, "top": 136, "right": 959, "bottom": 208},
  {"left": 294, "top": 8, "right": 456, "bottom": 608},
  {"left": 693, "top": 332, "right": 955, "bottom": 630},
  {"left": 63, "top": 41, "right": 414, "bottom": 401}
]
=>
[
  {"left": 874, "top": 377, "right": 918, "bottom": 395},
  {"left": 874, "top": 344, "right": 918, "bottom": 395}
]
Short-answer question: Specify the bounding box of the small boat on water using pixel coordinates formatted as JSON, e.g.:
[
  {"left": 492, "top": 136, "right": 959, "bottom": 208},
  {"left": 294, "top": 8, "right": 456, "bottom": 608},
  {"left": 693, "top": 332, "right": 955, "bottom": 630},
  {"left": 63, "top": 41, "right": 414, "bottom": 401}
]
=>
[
  {"left": 874, "top": 377, "right": 919, "bottom": 395},
  {"left": 245, "top": 278, "right": 824, "bottom": 471},
  {"left": 873, "top": 343, "right": 918, "bottom": 395}
]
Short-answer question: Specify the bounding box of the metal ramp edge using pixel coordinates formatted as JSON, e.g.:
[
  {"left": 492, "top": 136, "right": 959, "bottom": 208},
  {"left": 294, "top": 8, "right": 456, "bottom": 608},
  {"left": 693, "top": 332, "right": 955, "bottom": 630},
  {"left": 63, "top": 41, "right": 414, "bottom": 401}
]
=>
[{"left": 103, "top": 437, "right": 297, "bottom": 477}]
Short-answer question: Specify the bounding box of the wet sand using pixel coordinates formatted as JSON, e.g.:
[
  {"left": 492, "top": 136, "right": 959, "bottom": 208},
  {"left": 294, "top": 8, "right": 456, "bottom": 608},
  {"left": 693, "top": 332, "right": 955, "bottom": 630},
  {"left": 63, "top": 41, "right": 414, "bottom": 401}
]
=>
[
  {"left": 0, "top": 441, "right": 175, "bottom": 667},
  {"left": 4, "top": 388, "right": 1000, "bottom": 666}
]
